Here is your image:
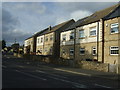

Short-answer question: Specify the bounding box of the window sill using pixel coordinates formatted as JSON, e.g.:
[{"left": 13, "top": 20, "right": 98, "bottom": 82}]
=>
[
  {"left": 79, "top": 37, "right": 85, "bottom": 39},
  {"left": 110, "top": 32, "right": 119, "bottom": 35},
  {"left": 110, "top": 54, "right": 119, "bottom": 56},
  {"left": 80, "top": 54, "right": 85, "bottom": 55},
  {"left": 89, "top": 35, "right": 96, "bottom": 37}
]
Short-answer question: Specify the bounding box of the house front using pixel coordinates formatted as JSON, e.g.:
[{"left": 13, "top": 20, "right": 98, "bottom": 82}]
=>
[
  {"left": 37, "top": 19, "right": 75, "bottom": 58},
  {"left": 60, "top": 3, "right": 120, "bottom": 65},
  {"left": 24, "top": 37, "right": 33, "bottom": 54}
]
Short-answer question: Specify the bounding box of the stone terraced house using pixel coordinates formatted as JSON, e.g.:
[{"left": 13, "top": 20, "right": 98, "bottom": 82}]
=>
[
  {"left": 24, "top": 28, "right": 49, "bottom": 54},
  {"left": 36, "top": 19, "right": 75, "bottom": 58},
  {"left": 60, "top": 3, "right": 120, "bottom": 66}
]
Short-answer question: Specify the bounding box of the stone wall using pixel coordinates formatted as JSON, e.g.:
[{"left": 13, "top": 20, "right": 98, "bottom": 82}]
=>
[{"left": 79, "top": 61, "right": 109, "bottom": 72}]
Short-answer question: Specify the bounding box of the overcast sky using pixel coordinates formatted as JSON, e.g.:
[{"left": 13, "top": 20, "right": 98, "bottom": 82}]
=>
[{"left": 2, "top": 2, "right": 118, "bottom": 46}]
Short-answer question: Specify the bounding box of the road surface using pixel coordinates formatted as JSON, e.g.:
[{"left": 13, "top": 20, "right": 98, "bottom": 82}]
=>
[{"left": 2, "top": 55, "right": 119, "bottom": 89}]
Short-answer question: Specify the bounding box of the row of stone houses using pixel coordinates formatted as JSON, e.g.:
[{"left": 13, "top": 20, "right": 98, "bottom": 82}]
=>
[
  {"left": 24, "top": 3, "right": 120, "bottom": 66},
  {"left": 24, "top": 19, "right": 75, "bottom": 57}
]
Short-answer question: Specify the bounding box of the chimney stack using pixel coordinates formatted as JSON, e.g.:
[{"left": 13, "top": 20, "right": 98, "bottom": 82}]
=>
[{"left": 49, "top": 25, "right": 52, "bottom": 31}]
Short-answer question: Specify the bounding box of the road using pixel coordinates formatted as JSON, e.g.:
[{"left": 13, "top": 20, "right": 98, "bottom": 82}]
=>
[{"left": 2, "top": 54, "right": 119, "bottom": 89}]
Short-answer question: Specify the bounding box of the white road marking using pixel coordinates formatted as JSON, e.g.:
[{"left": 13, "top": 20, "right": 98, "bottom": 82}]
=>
[
  {"left": 54, "top": 68, "right": 91, "bottom": 76},
  {"left": 26, "top": 62, "right": 30, "bottom": 64},
  {"left": 18, "top": 65, "right": 24, "bottom": 68},
  {"left": 36, "top": 70, "right": 68, "bottom": 79},
  {"left": 15, "top": 70, "right": 47, "bottom": 81},
  {"left": 7, "top": 57, "right": 10, "bottom": 58},
  {"left": 94, "top": 83, "right": 111, "bottom": 88},
  {"left": 2, "top": 65, "right": 7, "bottom": 68},
  {"left": 48, "top": 76, "right": 87, "bottom": 88}
]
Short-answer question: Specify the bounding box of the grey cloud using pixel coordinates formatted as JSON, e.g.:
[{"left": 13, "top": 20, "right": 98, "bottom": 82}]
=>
[
  {"left": 2, "top": 9, "right": 20, "bottom": 31},
  {"left": 2, "top": 8, "right": 30, "bottom": 46},
  {"left": 2, "top": 29, "right": 32, "bottom": 46}
]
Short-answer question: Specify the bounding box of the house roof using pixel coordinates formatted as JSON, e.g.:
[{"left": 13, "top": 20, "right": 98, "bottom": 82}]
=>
[
  {"left": 65, "top": 3, "right": 120, "bottom": 31},
  {"left": 25, "top": 19, "right": 75, "bottom": 40},
  {"left": 65, "top": 16, "right": 89, "bottom": 31},
  {"left": 25, "top": 27, "right": 49, "bottom": 40},
  {"left": 45, "top": 19, "right": 75, "bottom": 34}
]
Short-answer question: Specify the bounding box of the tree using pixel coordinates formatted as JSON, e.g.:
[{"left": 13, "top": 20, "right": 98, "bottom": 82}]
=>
[{"left": 2, "top": 40, "right": 6, "bottom": 49}]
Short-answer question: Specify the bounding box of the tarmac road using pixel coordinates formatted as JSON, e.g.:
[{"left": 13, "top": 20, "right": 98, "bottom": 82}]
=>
[{"left": 2, "top": 54, "right": 119, "bottom": 89}]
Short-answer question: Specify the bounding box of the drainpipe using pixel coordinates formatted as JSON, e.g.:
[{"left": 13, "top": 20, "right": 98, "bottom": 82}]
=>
[
  {"left": 97, "top": 22, "right": 99, "bottom": 61},
  {"left": 74, "top": 27, "right": 76, "bottom": 64},
  {"left": 101, "top": 19, "right": 105, "bottom": 63},
  {"left": 43, "top": 35, "right": 45, "bottom": 55}
]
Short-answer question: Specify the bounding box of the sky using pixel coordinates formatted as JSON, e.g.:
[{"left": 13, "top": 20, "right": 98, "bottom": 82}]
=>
[{"left": 2, "top": 1, "right": 118, "bottom": 46}]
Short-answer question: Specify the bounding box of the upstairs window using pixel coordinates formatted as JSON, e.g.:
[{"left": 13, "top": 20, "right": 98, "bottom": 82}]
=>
[
  {"left": 50, "top": 35, "right": 53, "bottom": 41},
  {"left": 70, "top": 32, "right": 74, "bottom": 40},
  {"left": 70, "top": 49, "right": 74, "bottom": 55},
  {"left": 90, "top": 27, "right": 96, "bottom": 36},
  {"left": 37, "top": 38, "right": 40, "bottom": 44},
  {"left": 110, "top": 46, "right": 119, "bottom": 55},
  {"left": 111, "top": 23, "right": 119, "bottom": 34},
  {"left": 79, "top": 30, "right": 85, "bottom": 38},
  {"left": 45, "top": 36, "right": 48, "bottom": 42},
  {"left": 80, "top": 48, "right": 85, "bottom": 55},
  {"left": 40, "top": 37, "right": 43, "bottom": 43},
  {"left": 62, "top": 34, "right": 66, "bottom": 41}
]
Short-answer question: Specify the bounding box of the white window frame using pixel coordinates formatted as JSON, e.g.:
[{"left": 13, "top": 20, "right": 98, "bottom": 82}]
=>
[
  {"left": 79, "top": 30, "right": 85, "bottom": 38},
  {"left": 62, "top": 34, "right": 66, "bottom": 41},
  {"left": 69, "top": 32, "right": 74, "bottom": 40},
  {"left": 90, "top": 27, "right": 97, "bottom": 36},
  {"left": 92, "top": 47, "right": 96, "bottom": 55},
  {"left": 50, "top": 35, "right": 53, "bottom": 41},
  {"left": 110, "top": 46, "right": 119, "bottom": 55},
  {"left": 110, "top": 23, "right": 119, "bottom": 34},
  {"left": 80, "top": 48, "right": 85, "bottom": 55},
  {"left": 40, "top": 37, "right": 43, "bottom": 43},
  {"left": 70, "top": 49, "right": 74, "bottom": 55},
  {"left": 37, "top": 38, "right": 40, "bottom": 44},
  {"left": 45, "top": 36, "right": 48, "bottom": 42}
]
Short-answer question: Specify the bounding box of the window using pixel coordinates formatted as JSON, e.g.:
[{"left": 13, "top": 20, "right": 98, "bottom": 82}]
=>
[
  {"left": 44, "top": 48, "right": 47, "bottom": 52},
  {"left": 40, "top": 37, "right": 43, "bottom": 43},
  {"left": 62, "top": 49, "right": 65, "bottom": 54},
  {"left": 79, "top": 30, "right": 85, "bottom": 38},
  {"left": 50, "top": 48, "right": 52, "bottom": 53},
  {"left": 70, "top": 32, "right": 74, "bottom": 40},
  {"left": 110, "top": 46, "right": 119, "bottom": 55},
  {"left": 62, "top": 34, "right": 66, "bottom": 41},
  {"left": 37, "top": 38, "right": 40, "bottom": 44},
  {"left": 111, "top": 23, "right": 119, "bottom": 34},
  {"left": 80, "top": 48, "right": 85, "bottom": 55},
  {"left": 50, "top": 35, "right": 53, "bottom": 41},
  {"left": 70, "top": 49, "right": 74, "bottom": 55},
  {"left": 92, "top": 47, "right": 96, "bottom": 55},
  {"left": 90, "top": 27, "right": 96, "bottom": 36},
  {"left": 45, "top": 36, "right": 48, "bottom": 42}
]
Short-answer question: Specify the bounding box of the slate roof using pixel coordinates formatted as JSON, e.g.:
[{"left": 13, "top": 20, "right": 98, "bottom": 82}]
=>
[
  {"left": 25, "top": 19, "right": 75, "bottom": 40},
  {"left": 25, "top": 27, "right": 49, "bottom": 40},
  {"left": 45, "top": 19, "right": 75, "bottom": 34},
  {"left": 65, "top": 3, "right": 120, "bottom": 31}
]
